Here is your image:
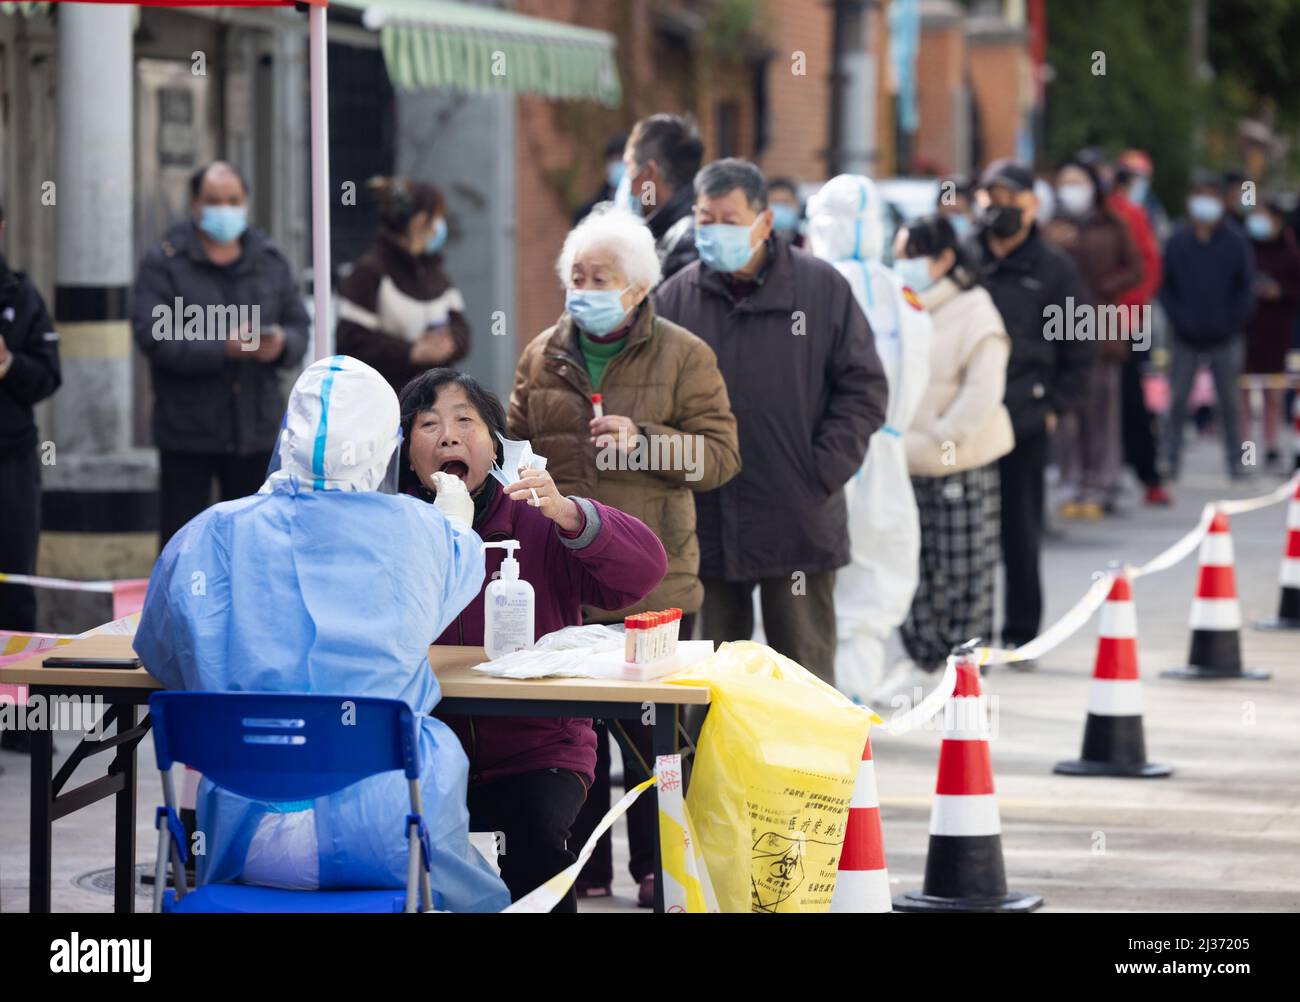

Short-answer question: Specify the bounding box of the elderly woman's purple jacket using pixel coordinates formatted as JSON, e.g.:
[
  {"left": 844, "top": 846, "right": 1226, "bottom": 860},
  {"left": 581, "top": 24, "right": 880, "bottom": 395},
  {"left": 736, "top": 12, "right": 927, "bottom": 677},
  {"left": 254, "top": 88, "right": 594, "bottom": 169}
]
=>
[{"left": 433, "top": 484, "right": 667, "bottom": 787}]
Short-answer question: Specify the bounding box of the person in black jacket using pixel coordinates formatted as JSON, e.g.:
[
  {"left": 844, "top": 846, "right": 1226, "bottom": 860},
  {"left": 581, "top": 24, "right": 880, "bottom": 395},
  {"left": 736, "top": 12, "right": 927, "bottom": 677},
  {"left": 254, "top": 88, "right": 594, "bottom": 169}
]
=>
[
  {"left": 131, "top": 162, "right": 310, "bottom": 548},
  {"left": 0, "top": 197, "right": 61, "bottom": 748},
  {"left": 974, "top": 160, "right": 1092, "bottom": 659},
  {"left": 0, "top": 197, "right": 61, "bottom": 621},
  {"left": 654, "top": 158, "right": 888, "bottom": 683},
  {"left": 621, "top": 115, "right": 704, "bottom": 280}
]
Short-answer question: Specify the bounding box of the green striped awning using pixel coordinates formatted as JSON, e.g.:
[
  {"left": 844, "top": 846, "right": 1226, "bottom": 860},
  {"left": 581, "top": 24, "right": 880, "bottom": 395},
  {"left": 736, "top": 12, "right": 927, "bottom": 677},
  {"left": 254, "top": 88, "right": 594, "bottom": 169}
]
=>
[{"left": 335, "top": 0, "right": 620, "bottom": 105}]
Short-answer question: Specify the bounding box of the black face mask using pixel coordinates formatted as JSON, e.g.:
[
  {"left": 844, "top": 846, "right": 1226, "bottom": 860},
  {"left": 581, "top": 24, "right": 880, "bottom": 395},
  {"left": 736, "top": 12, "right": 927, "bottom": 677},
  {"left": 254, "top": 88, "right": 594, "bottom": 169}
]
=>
[{"left": 980, "top": 204, "right": 1024, "bottom": 239}]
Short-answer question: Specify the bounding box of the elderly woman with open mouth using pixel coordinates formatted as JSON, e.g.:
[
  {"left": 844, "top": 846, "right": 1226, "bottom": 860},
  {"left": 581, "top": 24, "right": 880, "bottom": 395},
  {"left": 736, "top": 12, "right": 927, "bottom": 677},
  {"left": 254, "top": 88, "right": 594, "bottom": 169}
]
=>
[{"left": 397, "top": 367, "right": 668, "bottom": 912}]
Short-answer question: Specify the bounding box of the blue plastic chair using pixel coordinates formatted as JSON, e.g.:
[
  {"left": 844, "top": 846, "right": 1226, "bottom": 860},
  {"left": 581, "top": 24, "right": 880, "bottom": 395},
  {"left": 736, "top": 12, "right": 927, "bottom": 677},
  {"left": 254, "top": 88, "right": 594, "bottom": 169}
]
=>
[{"left": 148, "top": 691, "right": 437, "bottom": 913}]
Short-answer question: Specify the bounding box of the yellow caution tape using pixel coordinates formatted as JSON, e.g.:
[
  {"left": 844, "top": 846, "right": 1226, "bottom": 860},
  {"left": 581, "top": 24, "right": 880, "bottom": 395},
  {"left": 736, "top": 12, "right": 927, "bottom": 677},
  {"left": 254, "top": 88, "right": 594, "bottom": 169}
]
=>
[
  {"left": 501, "top": 776, "right": 657, "bottom": 913},
  {"left": 655, "top": 754, "right": 718, "bottom": 912}
]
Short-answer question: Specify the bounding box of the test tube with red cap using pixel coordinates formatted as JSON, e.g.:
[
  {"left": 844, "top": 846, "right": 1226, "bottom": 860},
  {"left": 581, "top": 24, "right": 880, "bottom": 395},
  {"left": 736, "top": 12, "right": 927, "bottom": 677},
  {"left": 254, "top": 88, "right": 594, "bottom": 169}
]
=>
[
  {"left": 623, "top": 615, "right": 638, "bottom": 663},
  {"left": 591, "top": 393, "right": 604, "bottom": 420},
  {"left": 635, "top": 612, "right": 651, "bottom": 663}
]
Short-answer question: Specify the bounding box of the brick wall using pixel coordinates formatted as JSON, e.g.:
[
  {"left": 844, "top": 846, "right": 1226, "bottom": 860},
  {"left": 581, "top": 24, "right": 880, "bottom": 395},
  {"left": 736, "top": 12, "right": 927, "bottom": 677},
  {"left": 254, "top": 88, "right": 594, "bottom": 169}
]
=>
[
  {"left": 916, "top": 20, "right": 965, "bottom": 174},
  {"left": 758, "top": 0, "right": 832, "bottom": 183},
  {"left": 968, "top": 37, "right": 1027, "bottom": 165},
  {"left": 512, "top": 0, "right": 628, "bottom": 356}
]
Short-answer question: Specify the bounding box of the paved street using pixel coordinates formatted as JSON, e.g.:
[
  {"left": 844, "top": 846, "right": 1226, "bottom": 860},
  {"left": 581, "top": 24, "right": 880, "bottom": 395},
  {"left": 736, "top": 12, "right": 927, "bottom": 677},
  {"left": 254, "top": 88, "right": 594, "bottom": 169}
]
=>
[
  {"left": 875, "top": 450, "right": 1300, "bottom": 914},
  {"left": 2, "top": 435, "right": 1297, "bottom": 913}
]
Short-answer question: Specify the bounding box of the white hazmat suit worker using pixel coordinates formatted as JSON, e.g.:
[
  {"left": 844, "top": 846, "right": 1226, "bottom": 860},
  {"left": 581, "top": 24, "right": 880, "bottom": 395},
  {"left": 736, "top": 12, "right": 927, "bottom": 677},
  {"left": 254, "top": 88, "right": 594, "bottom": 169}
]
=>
[
  {"left": 807, "top": 175, "right": 932, "bottom": 702},
  {"left": 135, "top": 355, "right": 509, "bottom": 911}
]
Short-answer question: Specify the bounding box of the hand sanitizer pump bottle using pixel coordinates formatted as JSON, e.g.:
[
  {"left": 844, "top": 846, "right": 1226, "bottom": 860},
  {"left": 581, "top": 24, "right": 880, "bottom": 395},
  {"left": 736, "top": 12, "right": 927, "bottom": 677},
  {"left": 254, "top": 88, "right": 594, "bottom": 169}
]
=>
[{"left": 482, "top": 540, "right": 534, "bottom": 659}]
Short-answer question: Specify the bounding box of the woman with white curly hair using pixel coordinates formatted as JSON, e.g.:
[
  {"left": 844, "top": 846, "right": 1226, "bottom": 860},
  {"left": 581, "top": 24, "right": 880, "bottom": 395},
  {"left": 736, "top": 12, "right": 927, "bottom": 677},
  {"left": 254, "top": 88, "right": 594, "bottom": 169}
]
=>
[{"left": 507, "top": 207, "right": 740, "bottom": 905}]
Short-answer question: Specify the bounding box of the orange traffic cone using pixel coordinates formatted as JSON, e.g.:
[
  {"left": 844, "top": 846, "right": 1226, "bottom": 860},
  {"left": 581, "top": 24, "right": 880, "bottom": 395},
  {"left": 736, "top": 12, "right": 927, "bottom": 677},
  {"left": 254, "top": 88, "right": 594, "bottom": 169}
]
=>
[
  {"left": 1254, "top": 476, "right": 1300, "bottom": 631},
  {"left": 1162, "top": 511, "right": 1270, "bottom": 680},
  {"left": 1055, "top": 572, "right": 1171, "bottom": 777},
  {"left": 829, "top": 736, "right": 891, "bottom": 912},
  {"left": 893, "top": 657, "right": 1042, "bottom": 912}
]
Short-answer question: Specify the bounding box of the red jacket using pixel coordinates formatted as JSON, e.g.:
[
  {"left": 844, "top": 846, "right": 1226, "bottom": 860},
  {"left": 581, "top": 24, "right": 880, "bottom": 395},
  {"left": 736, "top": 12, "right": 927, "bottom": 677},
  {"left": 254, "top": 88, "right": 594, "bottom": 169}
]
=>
[
  {"left": 433, "top": 484, "right": 667, "bottom": 786},
  {"left": 1108, "top": 191, "right": 1162, "bottom": 308}
]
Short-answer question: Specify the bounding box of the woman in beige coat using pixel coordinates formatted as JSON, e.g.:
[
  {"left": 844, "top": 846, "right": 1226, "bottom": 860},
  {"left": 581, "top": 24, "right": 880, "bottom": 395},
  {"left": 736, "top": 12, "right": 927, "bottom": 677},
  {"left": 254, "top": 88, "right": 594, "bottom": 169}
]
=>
[{"left": 874, "top": 215, "right": 1016, "bottom": 703}]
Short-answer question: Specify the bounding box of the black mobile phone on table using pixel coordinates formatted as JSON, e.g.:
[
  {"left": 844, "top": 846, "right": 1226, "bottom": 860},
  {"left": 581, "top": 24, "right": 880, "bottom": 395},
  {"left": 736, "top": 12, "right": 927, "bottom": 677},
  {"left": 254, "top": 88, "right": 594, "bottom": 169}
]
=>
[{"left": 42, "top": 657, "right": 142, "bottom": 669}]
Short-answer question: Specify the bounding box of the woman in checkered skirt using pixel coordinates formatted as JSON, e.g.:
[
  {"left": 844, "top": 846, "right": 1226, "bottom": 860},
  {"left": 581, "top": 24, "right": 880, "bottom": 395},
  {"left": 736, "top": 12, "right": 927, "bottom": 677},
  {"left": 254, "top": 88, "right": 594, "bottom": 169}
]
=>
[{"left": 872, "top": 215, "right": 1016, "bottom": 705}]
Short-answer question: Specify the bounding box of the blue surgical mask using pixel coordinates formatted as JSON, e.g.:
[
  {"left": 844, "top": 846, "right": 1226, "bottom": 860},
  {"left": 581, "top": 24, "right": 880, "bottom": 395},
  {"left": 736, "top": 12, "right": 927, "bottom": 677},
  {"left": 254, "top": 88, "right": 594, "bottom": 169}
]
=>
[
  {"left": 425, "top": 216, "right": 448, "bottom": 254},
  {"left": 893, "top": 256, "right": 936, "bottom": 293},
  {"left": 771, "top": 203, "right": 800, "bottom": 233},
  {"left": 1246, "top": 212, "right": 1274, "bottom": 241},
  {"left": 199, "top": 205, "right": 248, "bottom": 244},
  {"left": 1128, "top": 176, "right": 1150, "bottom": 205},
  {"left": 614, "top": 170, "right": 641, "bottom": 217},
  {"left": 1188, "top": 195, "right": 1223, "bottom": 225},
  {"left": 948, "top": 214, "right": 973, "bottom": 241},
  {"left": 606, "top": 161, "right": 626, "bottom": 191},
  {"left": 696, "top": 218, "right": 761, "bottom": 274},
  {"left": 566, "top": 286, "right": 632, "bottom": 337}
]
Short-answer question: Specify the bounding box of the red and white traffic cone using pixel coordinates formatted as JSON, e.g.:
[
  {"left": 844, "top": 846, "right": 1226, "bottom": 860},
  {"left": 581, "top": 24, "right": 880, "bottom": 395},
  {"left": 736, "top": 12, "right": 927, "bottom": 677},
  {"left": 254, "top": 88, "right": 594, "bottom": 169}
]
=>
[
  {"left": 1055, "top": 571, "right": 1172, "bottom": 777},
  {"left": 1254, "top": 476, "right": 1300, "bottom": 631},
  {"left": 893, "top": 657, "right": 1042, "bottom": 912},
  {"left": 1162, "top": 510, "right": 1270, "bottom": 680},
  {"left": 830, "top": 735, "right": 891, "bottom": 912}
]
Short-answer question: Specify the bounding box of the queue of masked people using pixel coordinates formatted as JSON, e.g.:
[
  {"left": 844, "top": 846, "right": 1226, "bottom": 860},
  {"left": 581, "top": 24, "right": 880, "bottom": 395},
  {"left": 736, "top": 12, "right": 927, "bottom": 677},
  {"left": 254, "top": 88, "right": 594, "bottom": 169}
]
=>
[{"left": 9, "top": 120, "right": 1295, "bottom": 912}]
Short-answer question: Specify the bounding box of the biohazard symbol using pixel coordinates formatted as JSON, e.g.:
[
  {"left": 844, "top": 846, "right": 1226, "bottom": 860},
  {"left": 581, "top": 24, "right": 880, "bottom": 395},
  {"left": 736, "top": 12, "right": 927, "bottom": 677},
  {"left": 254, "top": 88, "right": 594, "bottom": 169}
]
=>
[{"left": 751, "top": 831, "right": 805, "bottom": 912}]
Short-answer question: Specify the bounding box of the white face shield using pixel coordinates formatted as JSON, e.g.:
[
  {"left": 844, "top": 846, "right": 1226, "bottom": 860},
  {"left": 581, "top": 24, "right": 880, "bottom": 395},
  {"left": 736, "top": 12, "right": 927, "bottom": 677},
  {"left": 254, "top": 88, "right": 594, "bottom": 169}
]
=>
[
  {"left": 262, "top": 355, "right": 403, "bottom": 494},
  {"left": 806, "top": 174, "right": 885, "bottom": 263}
]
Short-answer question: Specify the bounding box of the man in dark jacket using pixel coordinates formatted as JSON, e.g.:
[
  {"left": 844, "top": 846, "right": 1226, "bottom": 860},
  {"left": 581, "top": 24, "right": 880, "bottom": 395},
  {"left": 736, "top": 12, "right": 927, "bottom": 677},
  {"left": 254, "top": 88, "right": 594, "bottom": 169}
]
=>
[
  {"left": 974, "top": 160, "right": 1092, "bottom": 657},
  {"left": 654, "top": 158, "right": 888, "bottom": 683},
  {"left": 0, "top": 202, "right": 61, "bottom": 628},
  {"left": 0, "top": 200, "right": 61, "bottom": 751},
  {"left": 622, "top": 114, "right": 704, "bottom": 280},
  {"left": 1159, "top": 171, "right": 1255, "bottom": 480},
  {"left": 132, "top": 161, "right": 310, "bottom": 547}
]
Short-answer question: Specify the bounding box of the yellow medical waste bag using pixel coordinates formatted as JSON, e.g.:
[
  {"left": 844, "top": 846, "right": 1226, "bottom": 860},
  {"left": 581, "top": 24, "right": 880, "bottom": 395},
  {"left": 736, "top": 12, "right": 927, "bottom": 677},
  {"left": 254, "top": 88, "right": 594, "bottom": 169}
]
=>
[{"left": 669, "top": 641, "right": 875, "bottom": 913}]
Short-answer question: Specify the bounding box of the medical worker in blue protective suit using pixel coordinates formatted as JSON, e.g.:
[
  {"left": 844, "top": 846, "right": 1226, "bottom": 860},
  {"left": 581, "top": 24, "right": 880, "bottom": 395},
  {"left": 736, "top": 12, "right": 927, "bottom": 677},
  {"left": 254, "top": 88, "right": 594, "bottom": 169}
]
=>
[
  {"left": 135, "top": 355, "right": 510, "bottom": 912},
  {"left": 807, "top": 175, "right": 932, "bottom": 704}
]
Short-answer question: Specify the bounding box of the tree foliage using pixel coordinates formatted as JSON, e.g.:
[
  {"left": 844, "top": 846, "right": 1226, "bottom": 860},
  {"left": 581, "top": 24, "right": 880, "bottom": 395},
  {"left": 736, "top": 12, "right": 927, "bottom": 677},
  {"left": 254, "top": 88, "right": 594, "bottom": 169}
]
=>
[
  {"left": 1206, "top": 0, "right": 1300, "bottom": 129},
  {"left": 1045, "top": 0, "right": 1300, "bottom": 208},
  {"left": 1044, "top": 0, "right": 1199, "bottom": 209}
]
